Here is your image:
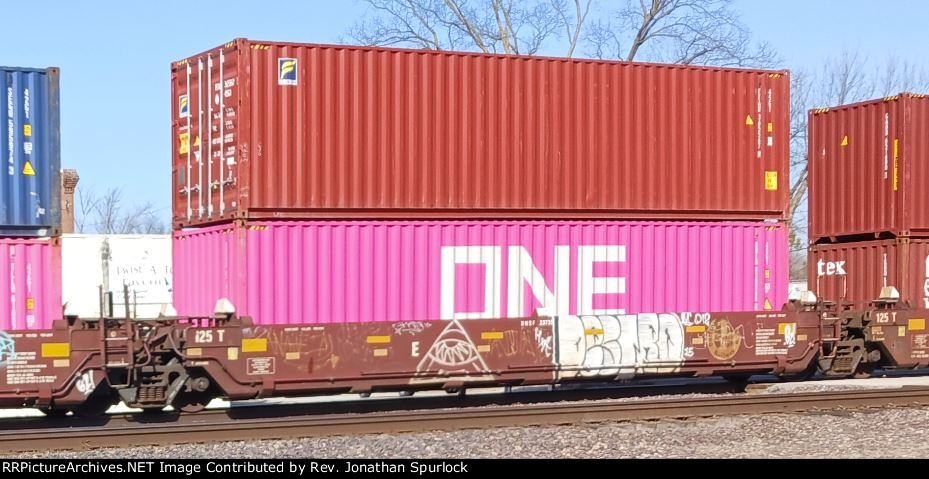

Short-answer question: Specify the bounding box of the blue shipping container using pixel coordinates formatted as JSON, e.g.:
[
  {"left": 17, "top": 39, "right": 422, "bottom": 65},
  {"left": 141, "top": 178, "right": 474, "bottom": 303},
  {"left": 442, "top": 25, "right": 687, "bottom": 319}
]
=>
[{"left": 0, "top": 66, "right": 61, "bottom": 237}]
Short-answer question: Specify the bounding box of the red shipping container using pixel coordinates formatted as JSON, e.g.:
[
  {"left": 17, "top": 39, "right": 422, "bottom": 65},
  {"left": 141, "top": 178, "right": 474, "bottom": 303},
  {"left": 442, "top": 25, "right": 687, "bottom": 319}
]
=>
[
  {"left": 809, "top": 93, "right": 929, "bottom": 242},
  {"left": 172, "top": 220, "right": 788, "bottom": 325},
  {"left": 171, "top": 39, "right": 789, "bottom": 228},
  {"left": 809, "top": 238, "right": 929, "bottom": 305},
  {"left": 0, "top": 237, "right": 61, "bottom": 330}
]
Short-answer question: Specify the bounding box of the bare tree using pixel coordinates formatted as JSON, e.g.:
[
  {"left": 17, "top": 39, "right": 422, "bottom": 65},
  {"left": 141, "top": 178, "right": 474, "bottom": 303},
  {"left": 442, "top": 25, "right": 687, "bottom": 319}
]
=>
[
  {"left": 876, "top": 56, "right": 929, "bottom": 97},
  {"left": 789, "top": 249, "right": 807, "bottom": 282},
  {"left": 584, "top": 0, "right": 777, "bottom": 67},
  {"left": 75, "top": 187, "right": 98, "bottom": 234},
  {"left": 75, "top": 187, "right": 168, "bottom": 235},
  {"left": 349, "top": 0, "right": 592, "bottom": 56}
]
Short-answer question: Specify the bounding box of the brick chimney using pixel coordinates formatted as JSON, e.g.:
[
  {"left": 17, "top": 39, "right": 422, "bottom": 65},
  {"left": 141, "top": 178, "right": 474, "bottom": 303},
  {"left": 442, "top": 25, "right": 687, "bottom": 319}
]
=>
[{"left": 61, "top": 169, "right": 79, "bottom": 234}]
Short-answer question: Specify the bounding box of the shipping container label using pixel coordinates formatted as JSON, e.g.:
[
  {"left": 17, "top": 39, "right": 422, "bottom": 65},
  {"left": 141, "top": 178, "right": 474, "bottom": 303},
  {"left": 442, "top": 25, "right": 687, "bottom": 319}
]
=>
[
  {"left": 278, "top": 58, "right": 297, "bottom": 86},
  {"left": 754, "top": 322, "right": 796, "bottom": 356},
  {"left": 913, "top": 334, "right": 929, "bottom": 359},
  {"left": 765, "top": 171, "right": 778, "bottom": 191},
  {"left": 179, "top": 95, "right": 189, "bottom": 118},
  {"left": 179, "top": 133, "right": 190, "bottom": 154}
]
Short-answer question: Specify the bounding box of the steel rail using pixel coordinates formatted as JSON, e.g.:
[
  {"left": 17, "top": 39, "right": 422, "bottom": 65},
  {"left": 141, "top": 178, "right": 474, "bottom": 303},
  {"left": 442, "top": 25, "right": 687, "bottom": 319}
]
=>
[{"left": 4, "top": 386, "right": 929, "bottom": 453}]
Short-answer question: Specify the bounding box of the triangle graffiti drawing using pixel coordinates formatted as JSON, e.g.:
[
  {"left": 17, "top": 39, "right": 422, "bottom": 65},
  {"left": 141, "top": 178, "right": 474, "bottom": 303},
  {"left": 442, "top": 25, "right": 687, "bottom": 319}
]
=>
[{"left": 410, "top": 320, "right": 495, "bottom": 385}]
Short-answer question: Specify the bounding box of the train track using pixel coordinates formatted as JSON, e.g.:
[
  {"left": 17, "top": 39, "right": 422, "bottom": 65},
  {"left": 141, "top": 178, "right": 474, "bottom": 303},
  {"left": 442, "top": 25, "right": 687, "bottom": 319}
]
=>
[{"left": 5, "top": 385, "right": 929, "bottom": 454}]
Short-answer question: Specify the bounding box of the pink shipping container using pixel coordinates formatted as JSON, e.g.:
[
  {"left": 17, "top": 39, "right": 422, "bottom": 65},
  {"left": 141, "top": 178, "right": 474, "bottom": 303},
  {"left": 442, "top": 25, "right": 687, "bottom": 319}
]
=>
[
  {"left": 809, "top": 93, "right": 929, "bottom": 242},
  {"left": 171, "top": 39, "right": 790, "bottom": 228},
  {"left": 0, "top": 237, "right": 61, "bottom": 330},
  {"left": 173, "top": 220, "right": 788, "bottom": 325}
]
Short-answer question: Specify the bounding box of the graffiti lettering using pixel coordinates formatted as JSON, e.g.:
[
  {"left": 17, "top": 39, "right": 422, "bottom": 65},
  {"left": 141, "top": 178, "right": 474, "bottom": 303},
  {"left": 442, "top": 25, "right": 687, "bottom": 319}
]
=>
[
  {"left": 534, "top": 327, "right": 553, "bottom": 357},
  {"left": 557, "top": 313, "right": 686, "bottom": 379},
  {"left": 924, "top": 255, "right": 929, "bottom": 308},
  {"left": 393, "top": 321, "right": 431, "bottom": 336},
  {"left": 0, "top": 332, "right": 15, "bottom": 366},
  {"left": 76, "top": 370, "right": 95, "bottom": 396}
]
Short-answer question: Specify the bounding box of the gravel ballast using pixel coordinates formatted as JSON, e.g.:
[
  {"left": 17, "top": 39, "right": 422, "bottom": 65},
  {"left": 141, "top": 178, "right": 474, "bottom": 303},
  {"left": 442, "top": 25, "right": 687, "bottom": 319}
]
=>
[{"left": 19, "top": 405, "right": 929, "bottom": 459}]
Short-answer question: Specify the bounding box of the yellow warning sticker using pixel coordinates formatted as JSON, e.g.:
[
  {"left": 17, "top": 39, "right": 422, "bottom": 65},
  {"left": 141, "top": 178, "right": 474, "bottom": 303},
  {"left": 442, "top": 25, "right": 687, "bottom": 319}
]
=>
[
  {"left": 765, "top": 299, "right": 774, "bottom": 311},
  {"left": 187, "top": 348, "right": 202, "bottom": 357},
  {"left": 481, "top": 331, "right": 504, "bottom": 340},
  {"left": 241, "top": 338, "right": 267, "bottom": 352},
  {"left": 226, "top": 348, "right": 238, "bottom": 360},
  {"left": 194, "top": 135, "right": 201, "bottom": 147},
  {"left": 584, "top": 328, "right": 605, "bottom": 336},
  {"left": 366, "top": 335, "right": 391, "bottom": 344},
  {"left": 777, "top": 323, "right": 796, "bottom": 335},
  {"left": 764, "top": 268, "right": 771, "bottom": 279},
  {"left": 766, "top": 122, "right": 773, "bottom": 133},
  {"left": 22, "top": 161, "right": 35, "bottom": 176},
  {"left": 41, "top": 343, "right": 70, "bottom": 358},
  {"left": 26, "top": 298, "right": 34, "bottom": 310},
  {"left": 841, "top": 135, "right": 849, "bottom": 147},
  {"left": 909, "top": 319, "right": 925, "bottom": 331},
  {"left": 23, "top": 124, "right": 31, "bottom": 137},
  {"left": 745, "top": 115, "right": 754, "bottom": 126},
  {"left": 765, "top": 171, "right": 778, "bottom": 191},
  {"left": 179, "top": 132, "right": 190, "bottom": 154},
  {"left": 686, "top": 325, "right": 706, "bottom": 333},
  {"left": 893, "top": 138, "right": 899, "bottom": 192},
  {"left": 898, "top": 326, "right": 907, "bottom": 337}
]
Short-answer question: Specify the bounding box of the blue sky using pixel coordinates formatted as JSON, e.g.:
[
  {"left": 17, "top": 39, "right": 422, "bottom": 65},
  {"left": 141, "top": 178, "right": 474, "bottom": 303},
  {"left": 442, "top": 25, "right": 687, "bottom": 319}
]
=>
[{"left": 2, "top": 0, "right": 927, "bottom": 221}]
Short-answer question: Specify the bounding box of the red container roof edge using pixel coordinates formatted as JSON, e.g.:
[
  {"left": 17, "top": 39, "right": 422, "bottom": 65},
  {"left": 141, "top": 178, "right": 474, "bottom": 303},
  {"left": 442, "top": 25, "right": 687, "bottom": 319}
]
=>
[{"left": 172, "top": 37, "right": 791, "bottom": 76}]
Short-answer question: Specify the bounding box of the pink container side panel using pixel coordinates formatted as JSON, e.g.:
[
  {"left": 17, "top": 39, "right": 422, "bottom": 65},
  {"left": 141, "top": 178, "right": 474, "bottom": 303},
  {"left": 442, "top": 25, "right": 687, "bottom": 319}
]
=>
[
  {"left": 172, "top": 221, "right": 788, "bottom": 325},
  {"left": 0, "top": 238, "right": 61, "bottom": 330},
  {"left": 172, "top": 225, "right": 244, "bottom": 320}
]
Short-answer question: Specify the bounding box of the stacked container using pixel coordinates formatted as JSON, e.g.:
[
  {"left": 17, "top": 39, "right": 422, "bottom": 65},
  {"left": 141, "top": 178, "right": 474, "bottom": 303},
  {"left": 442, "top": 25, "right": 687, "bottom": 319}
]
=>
[
  {"left": 171, "top": 39, "right": 791, "bottom": 324},
  {"left": 0, "top": 66, "right": 63, "bottom": 329},
  {"left": 808, "top": 93, "right": 929, "bottom": 304}
]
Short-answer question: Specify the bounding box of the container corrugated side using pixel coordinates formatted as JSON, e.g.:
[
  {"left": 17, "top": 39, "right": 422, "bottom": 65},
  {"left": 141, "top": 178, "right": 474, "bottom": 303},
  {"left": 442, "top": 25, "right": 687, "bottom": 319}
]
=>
[
  {"left": 173, "top": 220, "right": 788, "bottom": 325},
  {"left": 61, "top": 234, "right": 172, "bottom": 318},
  {"left": 0, "top": 66, "right": 61, "bottom": 236},
  {"left": 0, "top": 237, "right": 61, "bottom": 330},
  {"left": 809, "top": 93, "right": 929, "bottom": 242},
  {"left": 809, "top": 239, "right": 929, "bottom": 305},
  {"left": 171, "top": 39, "right": 789, "bottom": 227}
]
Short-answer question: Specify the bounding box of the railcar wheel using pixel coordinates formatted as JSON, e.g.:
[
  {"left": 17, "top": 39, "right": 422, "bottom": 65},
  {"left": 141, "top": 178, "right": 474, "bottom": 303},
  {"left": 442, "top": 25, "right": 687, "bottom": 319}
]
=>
[
  {"left": 39, "top": 407, "right": 68, "bottom": 418},
  {"left": 172, "top": 391, "right": 214, "bottom": 413},
  {"left": 722, "top": 375, "right": 751, "bottom": 384},
  {"left": 779, "top": 355, "right": 820, "bottom": 382},
  {"left": 71, "top": 389, "right": 116, "bottom": 418},
  {"left": 722, "top": 375, "right": 751, "bottom": 390}
]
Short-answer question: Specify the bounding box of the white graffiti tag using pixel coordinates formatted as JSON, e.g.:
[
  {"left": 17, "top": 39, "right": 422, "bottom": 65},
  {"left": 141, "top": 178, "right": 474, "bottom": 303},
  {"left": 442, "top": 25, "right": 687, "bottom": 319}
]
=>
[
  {"left": 410, "top": 321, "right": 495, "bottom": 385},
  {"left": 783, "top": 323, "right": 797, "bottom": 348},
  {"left": 75, "top": 370, "right": 95, "bottom": 396},
  {"left": 534, "top": 328, "right": 553, "bottom": 357},
  {"left": 556, "top": 313, "right": 686, "bottom": 379},
  {"left": 0, "top": 332, "right": 15, "bottom": 366}
]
